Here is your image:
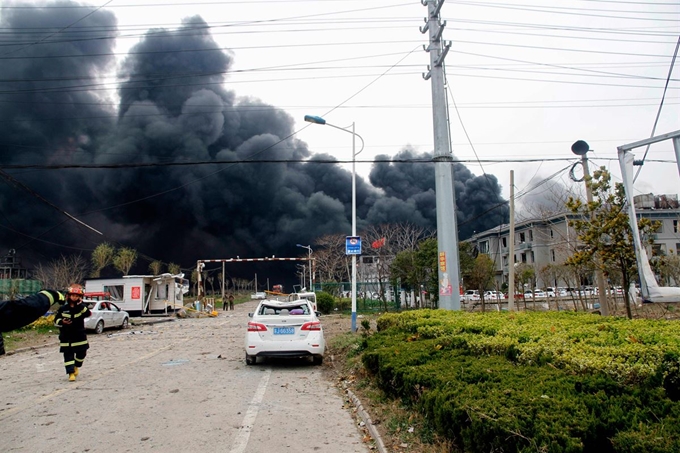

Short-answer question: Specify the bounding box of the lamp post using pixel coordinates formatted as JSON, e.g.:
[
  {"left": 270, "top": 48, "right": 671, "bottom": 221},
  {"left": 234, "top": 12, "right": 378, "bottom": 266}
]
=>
[
  {"left": 296, "top": 244, "right": 313, "bottom": 291},
  {"left": 304, "top": 114, "right": 364, "bottom": 332},
  {"left": 571, "top": 140, "right": 609, "bottom": 316}
]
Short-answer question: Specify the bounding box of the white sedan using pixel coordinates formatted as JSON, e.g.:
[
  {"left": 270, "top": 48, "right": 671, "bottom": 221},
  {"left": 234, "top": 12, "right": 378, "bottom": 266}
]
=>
[
  {"left": 84, "top": 300, "right": 130, "bottom": 334},
  {"left": 245, "top": 300, "right": 325, "bottom": 365}
]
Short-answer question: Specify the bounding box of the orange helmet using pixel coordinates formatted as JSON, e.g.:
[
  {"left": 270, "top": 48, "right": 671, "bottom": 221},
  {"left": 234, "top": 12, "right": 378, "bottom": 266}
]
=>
[{"left": 66, "top": 283, "right": 84, "bottom": 296}]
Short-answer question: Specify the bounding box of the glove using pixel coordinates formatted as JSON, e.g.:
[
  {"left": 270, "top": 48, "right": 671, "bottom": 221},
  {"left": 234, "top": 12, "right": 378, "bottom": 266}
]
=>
[{"left": 40, "top": 289, "right": 65, "bottom": 306}]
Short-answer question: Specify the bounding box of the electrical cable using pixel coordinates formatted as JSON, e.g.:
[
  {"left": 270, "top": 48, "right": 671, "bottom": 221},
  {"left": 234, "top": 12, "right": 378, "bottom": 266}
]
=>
[
  {"left": 633, "top": 34, "right": 680, "bottom": 183},
  {"left": 0, "top": 1, "right": 113, "bottom": 57}
]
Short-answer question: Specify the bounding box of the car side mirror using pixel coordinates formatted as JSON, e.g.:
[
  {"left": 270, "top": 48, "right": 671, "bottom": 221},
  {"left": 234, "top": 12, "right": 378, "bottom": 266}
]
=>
[{"left": 248, "top": 312, "right": 253, "bottom": 318}]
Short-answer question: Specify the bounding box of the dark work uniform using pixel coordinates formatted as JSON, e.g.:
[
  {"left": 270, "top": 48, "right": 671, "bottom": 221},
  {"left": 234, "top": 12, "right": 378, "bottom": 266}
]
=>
[
  {"left": 0, "top": 291, "right": 55, "bottom": 355},
  {"left": 54, "top": 302, "right": 91, "bottom": 374}
]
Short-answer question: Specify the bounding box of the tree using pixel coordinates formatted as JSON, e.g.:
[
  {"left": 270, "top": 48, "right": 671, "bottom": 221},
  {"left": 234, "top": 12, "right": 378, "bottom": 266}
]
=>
[
  {"left": 168, "top": 262, "right": 181, "bottom": 275},
  {"left": 390, "top": 238, "right": 438, "bottom": 309},
  {"left": 654, "top": 253, "right": 680, "bottom": 286},
  {"left": 148, "top": 260, "right": 163, "bottom": 276},
  {"left": 113, "top": 247, "right": 138, "bottom": 276},
  {"left": 35, "top": 255, "right": 89, "bottom": 290},
  {"left": 566, "top": 168, "right": 659, "bottom": 319},
  {"left": 513, "top": 263, "right": 535, "bottom": 310},
  {"left": 464, "top": 255, "right": 495, "bottom": 312},
  {"left": 90, "top": 242, "right": 115, "bottom": 277}
]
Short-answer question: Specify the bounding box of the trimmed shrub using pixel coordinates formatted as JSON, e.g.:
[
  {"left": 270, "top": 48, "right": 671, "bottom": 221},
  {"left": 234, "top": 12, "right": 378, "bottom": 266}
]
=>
[{"left": 316, "top": 291, "right": 334, "bottom": 314}]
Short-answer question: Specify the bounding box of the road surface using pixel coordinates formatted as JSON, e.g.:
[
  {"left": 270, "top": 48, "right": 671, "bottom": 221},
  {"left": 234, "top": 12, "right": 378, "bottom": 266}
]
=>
[{"left": 0, "top": 301, "right": 369, "bottom": 453}]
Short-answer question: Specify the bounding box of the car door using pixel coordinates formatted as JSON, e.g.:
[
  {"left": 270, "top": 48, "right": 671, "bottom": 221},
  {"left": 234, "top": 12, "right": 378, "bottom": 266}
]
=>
[{"left": 109, "top": 303, "right": 123, "bottom": 327}]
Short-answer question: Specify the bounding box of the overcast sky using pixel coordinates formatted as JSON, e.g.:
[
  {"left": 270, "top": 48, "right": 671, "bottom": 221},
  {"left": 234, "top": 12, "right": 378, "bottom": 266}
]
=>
[
  {"left": 106, "top": 0, "right": 680, "bottom": 207},
  {"left": 0, "top": 0, "right": 678, "bottom": 272}
]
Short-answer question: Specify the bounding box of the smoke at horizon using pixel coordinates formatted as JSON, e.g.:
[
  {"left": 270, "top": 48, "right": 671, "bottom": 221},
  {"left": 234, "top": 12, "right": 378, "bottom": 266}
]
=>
[{"left": 0, "top": 2, "right": 508, "bottom": 277}]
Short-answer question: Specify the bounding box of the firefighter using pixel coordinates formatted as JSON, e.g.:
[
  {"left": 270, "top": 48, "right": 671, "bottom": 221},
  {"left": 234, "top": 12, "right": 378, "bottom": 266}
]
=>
[
  {"left": 54, "top": 284, "right": 91, "bottom": 381},
  {"left": 0, "top": 289, "right": 64, "bottom": 355}
]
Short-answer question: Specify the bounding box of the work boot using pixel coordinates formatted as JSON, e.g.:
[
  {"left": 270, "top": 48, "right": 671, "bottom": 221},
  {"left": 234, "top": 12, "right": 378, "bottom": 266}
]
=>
[
  {"left": 73, "top": 367, "right": 79, "bottom": 377},
  {"left": 68, "top": 373, "right": 76, "bottom": 382}
]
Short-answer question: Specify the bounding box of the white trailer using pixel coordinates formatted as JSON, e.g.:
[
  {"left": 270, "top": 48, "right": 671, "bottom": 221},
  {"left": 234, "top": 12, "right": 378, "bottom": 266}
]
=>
[{"left": 85, "top": 273, "right": 189, "bottom": 316}]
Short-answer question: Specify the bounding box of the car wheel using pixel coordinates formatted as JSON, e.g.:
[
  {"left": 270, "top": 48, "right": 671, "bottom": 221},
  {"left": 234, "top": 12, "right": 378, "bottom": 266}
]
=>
[
  {"left": 95, "top": 320, "right": 104, "bottom": 335},
  {"left": 312, "top": 355, "right": 323, "bottom": 366},
  {"left": 245, "top": 354, "right": 256, "bottom": 366},
  {"left": 120, "top": 317, "right": 129, "bottom": 330}
]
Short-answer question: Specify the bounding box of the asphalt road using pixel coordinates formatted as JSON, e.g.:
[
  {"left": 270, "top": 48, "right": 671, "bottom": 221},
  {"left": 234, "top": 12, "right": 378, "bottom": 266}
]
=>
[{"left": 0, "top": 301, "right": 369, "bottom": 453}]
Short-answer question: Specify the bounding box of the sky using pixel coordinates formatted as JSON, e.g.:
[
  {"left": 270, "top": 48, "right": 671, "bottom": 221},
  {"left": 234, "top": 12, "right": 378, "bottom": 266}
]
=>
[
  {"left": 0, "top": 0, "right": 678, "bottom": 277},
  {"left": 106, "top": 0, "right": 680, "bottom": 200}
]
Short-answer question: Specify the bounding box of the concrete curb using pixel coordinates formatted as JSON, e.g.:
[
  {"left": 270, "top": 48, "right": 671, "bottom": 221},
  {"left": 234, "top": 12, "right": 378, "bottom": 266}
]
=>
[
  {"left": 347, "top": 388, "right": 388, "bottom": 453},
  {"left": 130, "top": 317, "right": 175, "bottom": 326}
]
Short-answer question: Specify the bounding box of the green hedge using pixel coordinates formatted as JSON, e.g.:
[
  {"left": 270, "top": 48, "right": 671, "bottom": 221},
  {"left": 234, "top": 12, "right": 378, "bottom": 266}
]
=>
[{"left": 362, "top": 310, "right": 680, "bottom": 452}]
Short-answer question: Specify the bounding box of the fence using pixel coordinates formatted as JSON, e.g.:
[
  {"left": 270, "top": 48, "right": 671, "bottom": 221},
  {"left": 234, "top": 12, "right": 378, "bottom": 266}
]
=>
[{"left": 0, "top": 279, "right": 42, "bottom": 298}]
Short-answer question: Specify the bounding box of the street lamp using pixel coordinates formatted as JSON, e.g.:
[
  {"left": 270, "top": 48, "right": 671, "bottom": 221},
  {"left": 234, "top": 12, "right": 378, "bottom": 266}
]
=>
[
  {"left": 304, "top": 114, "right": 365, "bottom": 332},
  {"left": 296, "top": 244, "right": 313, "bottom": 291},
  {"left": 571, "top": 140, "right": 609, "bottom": 316}
]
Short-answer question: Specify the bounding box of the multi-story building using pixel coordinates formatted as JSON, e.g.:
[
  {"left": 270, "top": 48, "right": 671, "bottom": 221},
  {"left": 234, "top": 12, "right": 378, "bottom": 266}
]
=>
[{"left": 467, "top": 194, "right": 680, "bottom": 290}]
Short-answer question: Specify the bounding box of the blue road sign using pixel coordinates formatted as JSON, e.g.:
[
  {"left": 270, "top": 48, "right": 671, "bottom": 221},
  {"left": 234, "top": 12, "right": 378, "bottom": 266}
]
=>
[{"left": 346, "top": 236, "right": 361, "bottom": 255}]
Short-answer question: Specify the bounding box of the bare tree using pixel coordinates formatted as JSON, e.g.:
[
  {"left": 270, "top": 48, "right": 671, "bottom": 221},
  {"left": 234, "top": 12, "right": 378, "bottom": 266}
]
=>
[
  {"left": 34, "top": 255, "right": 89, "bottom": 290},
  {"left": 90, "top": 242, "right": 115, "bottom": 277},
  {"left": 314, "top": 234, "right": 350, "bottom": 288},
  {"left": 113, "top": 247, "right": 138, "bottom": 276}
]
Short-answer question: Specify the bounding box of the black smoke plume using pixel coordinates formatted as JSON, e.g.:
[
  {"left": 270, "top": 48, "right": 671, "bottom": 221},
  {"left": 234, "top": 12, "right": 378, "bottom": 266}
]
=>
[{"left": 0, "top": 2, "right": 508, "bottom": 279}]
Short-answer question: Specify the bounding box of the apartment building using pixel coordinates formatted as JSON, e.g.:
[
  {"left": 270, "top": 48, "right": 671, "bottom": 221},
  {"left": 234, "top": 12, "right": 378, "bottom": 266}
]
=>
[{"left": 467, "top": 194, "right": 680, "bottom": 290}]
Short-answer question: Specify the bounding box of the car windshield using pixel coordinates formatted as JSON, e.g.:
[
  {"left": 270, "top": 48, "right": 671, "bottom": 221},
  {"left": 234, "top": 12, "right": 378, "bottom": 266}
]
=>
[{"left": 258, "top": 304, "right": 310, "bottom": 315}]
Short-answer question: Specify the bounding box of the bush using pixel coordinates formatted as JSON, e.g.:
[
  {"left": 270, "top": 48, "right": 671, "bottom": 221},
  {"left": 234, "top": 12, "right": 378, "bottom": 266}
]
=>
[
  {"left": 359, "top": 310, "right": 680, "bottom": 452},
  {"left": 316, "top": 291, "right": 334, "bottom": 314}
]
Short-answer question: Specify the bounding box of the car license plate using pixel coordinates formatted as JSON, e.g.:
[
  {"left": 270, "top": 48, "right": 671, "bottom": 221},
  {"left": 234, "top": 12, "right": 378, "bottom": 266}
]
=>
[{"left": 273, "top": 327, "right": 295, "bottom": 335}]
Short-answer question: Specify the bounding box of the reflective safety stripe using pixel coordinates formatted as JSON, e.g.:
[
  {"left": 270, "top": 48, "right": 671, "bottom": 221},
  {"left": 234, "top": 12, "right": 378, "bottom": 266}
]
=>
[
  {"left": 64, "top": 360, "right": 75, "bottom": 366},
  {"left": 62, "top": 313, "right": 72, "bottom": 318},
  {"left": 73, "top": 307, "right": 88, "bottom": 318},
  {"left": 61, "top": 341, "right": 88, "bottom": 347},
  {"left": 75, "top": 358, "right": 84, "bottom": 364},
  {"left": 39, "top": 290, "right": 55, "bottom": 305}
]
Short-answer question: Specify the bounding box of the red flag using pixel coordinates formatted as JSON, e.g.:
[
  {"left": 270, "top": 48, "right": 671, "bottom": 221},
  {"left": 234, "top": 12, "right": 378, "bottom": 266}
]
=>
[{"left": 371, "top": 237, "right": 386, "bottom": 249}]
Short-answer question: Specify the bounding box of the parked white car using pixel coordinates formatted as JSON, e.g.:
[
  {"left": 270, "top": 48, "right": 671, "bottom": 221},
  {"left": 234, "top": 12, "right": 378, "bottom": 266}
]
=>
[
  {"left": 245, "top": 299, "right": 325, "bottom": 365},
  {"left": 250, "top": 292, "right": 266, "bottom": 300},
  {"left": 484, "top": 290, "right": 505, "bottom": 301},
  {"left": 84, "top": 300, "right": 129, "bottom": 334},
  {"left": 463, "top": 290, "right": 480, "bottom": 302},
  {"left": 533, "top": 290, "right": 547, "bottom": 298}
]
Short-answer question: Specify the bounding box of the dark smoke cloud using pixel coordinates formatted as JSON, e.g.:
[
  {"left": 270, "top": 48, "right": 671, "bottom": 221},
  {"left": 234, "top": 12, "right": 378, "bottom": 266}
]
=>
[{"left": 0, "top": 2, "right": 508, "bottom": 278}]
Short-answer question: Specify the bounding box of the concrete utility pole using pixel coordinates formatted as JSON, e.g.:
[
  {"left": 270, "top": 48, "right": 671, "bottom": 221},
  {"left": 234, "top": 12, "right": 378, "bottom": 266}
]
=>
[
  {"left": 421, "top": 0, "right": 461, "bottom": 310},
  {"left": 508, "top": 170, "right": 515, "bottom": 311}
]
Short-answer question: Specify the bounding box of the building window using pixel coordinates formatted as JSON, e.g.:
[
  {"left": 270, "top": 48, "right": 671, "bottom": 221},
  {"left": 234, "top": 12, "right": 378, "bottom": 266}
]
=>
[
  {"left": 675, "top": 220, "right": 679, "bottom": 233},
  {"left": 513, "top": 254, "right": 518, "bottom": 263},
  {"left": 362, "top": 256, "right": 374, "bottom": 264},
  {"left": 676, "top": 243, "right": 680, "bottom": 254},
  {"left": 551, "top": 249, "right": 556, "bottom": 262},
  {"left": 528, "top": 230, "right": 533, "bottom": 242},
  {"left": 502, "top": 237, "right": 507, "bottom": 248},
  {"left": 652, "top": 244, "right": 664, "bottom": 256},
  {"left": 479, "top": 241, "right": 489, "bottom": 254},
  {"left": 519, "top": 232, "right": 526, "bottom": 243},
  {"left": 521, "top": 253, "right": 527, "bottom": 263},
  {"left": 530, "top": 251, "right": 535, "bottom": 263},
  {"left": 550, "top": 229, "right": 554, "bottom": 239},
  {"left": 502, "top": 255, "right": 508, "bottom": 266}
]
